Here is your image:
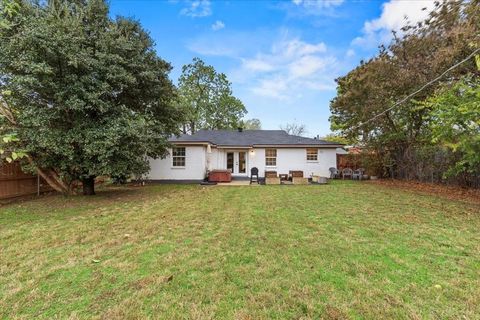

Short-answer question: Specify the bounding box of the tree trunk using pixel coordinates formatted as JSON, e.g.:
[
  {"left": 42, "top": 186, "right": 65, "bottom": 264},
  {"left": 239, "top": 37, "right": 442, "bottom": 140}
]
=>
[
  {"left": 26, "top": 156, "right": 73, "bottom": 194},
  {"left": 190, "top": 121, "right": 196, "bottom": 134},
  {"left": 36, "top": 168, "right": 66, "bottom": 193},
  {"left": 82, "top": 176, "right": 96, "bottom": 195}
]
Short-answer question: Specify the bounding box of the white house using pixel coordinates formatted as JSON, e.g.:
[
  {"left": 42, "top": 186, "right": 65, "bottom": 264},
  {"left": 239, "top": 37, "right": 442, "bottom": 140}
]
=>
[{"left": 148, "top": 129, "right": 342, "bottom": 181}]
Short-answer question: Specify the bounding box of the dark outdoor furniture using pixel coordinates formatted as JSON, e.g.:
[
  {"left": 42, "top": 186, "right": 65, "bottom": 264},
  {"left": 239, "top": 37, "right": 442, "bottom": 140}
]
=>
[
  {"left": 279, "top": 174, "right": 288, "bottom": 181},
  {"left": 342, "top": 168, "right": 353, "bottom": 179},
  {"left": 329, "top": 167, "right": 339, "bottom": 179},
  {"left": 265, "top": 171, "right": 277, "bottom": 178},
  {"left": 250, "top": 167, "right": 259, "bottom": 184},
  {"left": 352, "top": 168, "right": 365, "bottom": 180}
]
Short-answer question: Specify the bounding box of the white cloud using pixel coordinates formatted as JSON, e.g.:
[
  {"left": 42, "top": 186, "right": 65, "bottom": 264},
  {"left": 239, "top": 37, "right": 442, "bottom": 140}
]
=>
[
  {"left": 186, "top": 29, "right": 273, "bottom": 57},
  {"left": 252, "top": 78, "right": 290, "bottom": 100},
  {"left": 292, "top": 0, "right": 344, "bottom": 9},
  {"left": 346, "top": 49, "right": 355, "bottom": 57},
  {"left": 290, "top": 0, "right": 344, "bottom": 15},
  {"left": 277, "top": 39, "right": 326, "bottom": 57},
  {"left": 238, "top": 37, "right": 336, "bottom": 100},
  {"left": 187, "top": 30, "right": 341, "bottom": 101},
  {"left": 288, "top": 55, "right": 332, "bottom": 78},
  {"left": 242, "top": 58, "right": 275, "bottom": 72},
  {"left": 353, "top": 0, "right": 436, "bottom": 48},
  {"left": 211, "top": 20, "right": 225, "bottom": 31},
  {"left": 180, "top": 0, "right": 212, "bottom": 18}
]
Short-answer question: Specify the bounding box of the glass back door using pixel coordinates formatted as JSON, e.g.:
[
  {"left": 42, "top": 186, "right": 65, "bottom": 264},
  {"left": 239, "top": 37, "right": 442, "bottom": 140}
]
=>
[
  {"left": 226, "top": 152, "right": 234, "bottom": 172},
  {"left": 226, "top": 151, "right": 247, "bottom": 175},
  {"left": 238, "top": 152, "right": 246, "bottom": 174}
]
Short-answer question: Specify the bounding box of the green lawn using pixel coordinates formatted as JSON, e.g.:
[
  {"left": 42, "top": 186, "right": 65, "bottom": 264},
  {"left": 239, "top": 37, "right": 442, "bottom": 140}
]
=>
[{"left": 1, "top": 181, "right": 479, "bottom": 319}]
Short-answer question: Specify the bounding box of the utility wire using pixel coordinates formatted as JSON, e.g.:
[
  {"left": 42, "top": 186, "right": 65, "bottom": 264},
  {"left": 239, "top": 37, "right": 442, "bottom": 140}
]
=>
[{"left": 348, "top": 47, "right": 480, "bottom": 132}]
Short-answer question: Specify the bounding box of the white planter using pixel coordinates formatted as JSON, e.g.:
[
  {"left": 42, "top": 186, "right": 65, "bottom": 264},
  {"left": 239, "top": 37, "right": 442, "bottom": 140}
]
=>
[
  {"left": 317, "top": 176, "right": 328, "bottom": 184},
  {"left": 312, "top": 175, "right": 328, "bottom": 184}
]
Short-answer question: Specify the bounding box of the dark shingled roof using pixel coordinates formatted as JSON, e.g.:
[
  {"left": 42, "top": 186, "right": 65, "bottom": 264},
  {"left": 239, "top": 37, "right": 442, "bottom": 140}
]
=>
[{"left": 170, "top": 130, "right": 341, "bottom": 147}]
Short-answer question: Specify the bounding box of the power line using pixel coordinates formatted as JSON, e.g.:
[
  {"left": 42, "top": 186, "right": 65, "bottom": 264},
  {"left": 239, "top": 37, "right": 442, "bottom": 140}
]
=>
[{"left": 348, "top": 47, "right": 480, "bottom": 132}]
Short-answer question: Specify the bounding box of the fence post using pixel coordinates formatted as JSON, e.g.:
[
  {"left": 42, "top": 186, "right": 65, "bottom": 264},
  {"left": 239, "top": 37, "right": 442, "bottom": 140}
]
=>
[{"left": 37, "top": 173, "right": 40, "bottom": 196}]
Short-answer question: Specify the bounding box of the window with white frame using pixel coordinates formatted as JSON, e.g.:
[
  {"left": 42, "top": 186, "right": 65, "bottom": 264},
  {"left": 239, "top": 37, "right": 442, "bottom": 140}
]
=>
[
  {"left": 265, "top": 148, "right": 277, "bottom": 166},
  {"left": 172, "top": 147, "right": 186, "bottom": 167},
  {"left": 306, "top": 148, "right": 318, "bottom": 161}
]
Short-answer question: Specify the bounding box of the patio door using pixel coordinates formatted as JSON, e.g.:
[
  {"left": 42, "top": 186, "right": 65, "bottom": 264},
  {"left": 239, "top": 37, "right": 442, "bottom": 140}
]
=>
[{"left": 226, "top": 151, "right": 247, "bottom": 176}]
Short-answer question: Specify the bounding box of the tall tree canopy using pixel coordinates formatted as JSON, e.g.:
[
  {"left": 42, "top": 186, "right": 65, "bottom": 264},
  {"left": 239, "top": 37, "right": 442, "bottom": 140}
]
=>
[
  {"left": 178, "top": 58, "right": 246, "bottom": 134},
  {"left": 0, "top": 0, "right": 183, "bottom": 195},
  {"left": 426, "top": 76, "right": 480, "bottom": 176},
  {"left": 241, "top": 118, "right": 262, "bottom": 130},
  {"left": 330, "top": 0, "right": 479, "bottom": 186},
  {"left": 320, "top": 133, "right": 352, "bottom": 145}
]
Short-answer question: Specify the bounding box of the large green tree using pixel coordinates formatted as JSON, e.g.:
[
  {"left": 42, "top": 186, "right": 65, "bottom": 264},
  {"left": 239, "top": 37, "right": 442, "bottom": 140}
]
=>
[
  {"left": 0, "top": 0, "right": 183, "bottom": 195},
  {"left": 330, "top": 0, "right": 479, "bottom": 183},
  {"left": 178, "top": 58, "right": 246, "bottom": 134},
  {"left": 426, "top": 76, "right": 480, "bottom": 176},
  {"left": 241, "top": 118, "right": 262, "bottom": 130},
  {"left": 320, "top": 133, "right": 352, "bottom": 145}
]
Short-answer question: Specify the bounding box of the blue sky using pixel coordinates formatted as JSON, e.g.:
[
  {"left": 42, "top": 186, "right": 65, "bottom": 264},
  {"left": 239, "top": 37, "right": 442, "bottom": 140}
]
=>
[{"left": 110, "top": 0, "right": 435, "bottom": 136}]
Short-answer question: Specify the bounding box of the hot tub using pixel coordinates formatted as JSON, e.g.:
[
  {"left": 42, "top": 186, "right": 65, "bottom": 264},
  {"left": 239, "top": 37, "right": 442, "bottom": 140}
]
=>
[{"left": 208, "top": 170, "right": 232, "bottom": 182}]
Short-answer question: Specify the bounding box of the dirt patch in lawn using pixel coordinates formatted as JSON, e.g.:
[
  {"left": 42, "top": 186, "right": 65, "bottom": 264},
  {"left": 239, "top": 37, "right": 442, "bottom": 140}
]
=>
[{"left": 367, "top": 179, "right": 480, "bottom": 205}]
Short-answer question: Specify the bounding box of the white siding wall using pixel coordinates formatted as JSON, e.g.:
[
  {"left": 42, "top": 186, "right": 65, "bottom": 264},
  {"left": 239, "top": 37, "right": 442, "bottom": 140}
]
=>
[
  {"left": 207, "top": 148, "right": 247, "bottom": 175},
  {"left": 249, "top": 148, "right": 265, "bottom": 176},
  {"left": 208, "top": 148, "right": 225, "bottom": 171},
  {"left": 208, "top": 147, "right": 338, "bottom": 177},
  {"left": 148, "top": 146, "right": 206, "bottom": 180},
  {"left": 148, "top": 146, "right": 337, "bottom": 180},
  {"left": 249, "top": 148, "right": 337, "bottom": 178},
  {"left": 209, "top": 147, "right": 336, "bottom": 177},
  {"left": 208, "top": 148, "right": 245, "bottom": 172}
]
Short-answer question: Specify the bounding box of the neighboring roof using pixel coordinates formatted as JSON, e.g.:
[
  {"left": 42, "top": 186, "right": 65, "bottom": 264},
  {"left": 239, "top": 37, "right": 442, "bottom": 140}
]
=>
[{"left": 170, "top": 130, "right": 342, "bottom": 147}]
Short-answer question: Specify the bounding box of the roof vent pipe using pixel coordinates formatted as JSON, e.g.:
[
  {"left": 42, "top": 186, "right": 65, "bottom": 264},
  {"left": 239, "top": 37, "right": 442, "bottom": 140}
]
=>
[{"left": 238, "top": 127, "right": 243, "bottom": 132}]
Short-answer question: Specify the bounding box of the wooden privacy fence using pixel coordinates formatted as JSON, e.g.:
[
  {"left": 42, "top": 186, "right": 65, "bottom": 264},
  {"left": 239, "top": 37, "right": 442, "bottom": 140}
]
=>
[{"left": 0, "top": 162, "right": 52, "bottom": 200}]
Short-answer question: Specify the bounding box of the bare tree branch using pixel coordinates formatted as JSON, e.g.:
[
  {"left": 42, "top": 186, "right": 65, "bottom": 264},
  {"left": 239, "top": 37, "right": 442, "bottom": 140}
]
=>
[{"left": 280, "top": 122, "right": 307, "bottom": 136}]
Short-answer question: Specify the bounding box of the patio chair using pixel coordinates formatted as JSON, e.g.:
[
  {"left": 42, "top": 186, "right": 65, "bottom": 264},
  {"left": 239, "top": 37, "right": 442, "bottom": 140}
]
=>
[
  {"left": 352, "top": 168, "right": 364, "bottom": 180},
  {"left": 289, "top": 170, "right": 304, "bottom": 179},
  {"left": 329, "top": 167, "right": 339, "bottom": 179},
  {"left": 342, "top": 168, "right": 353, "bottom": 179},
  {"left": 250, "top": 167, "right": 259, "bottom": 184}
]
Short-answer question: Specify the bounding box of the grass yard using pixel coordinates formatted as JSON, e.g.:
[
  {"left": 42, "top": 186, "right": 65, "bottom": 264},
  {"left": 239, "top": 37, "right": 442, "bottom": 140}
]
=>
[{"left": 1, "top": 181, "right": 479, "bottom": 319}]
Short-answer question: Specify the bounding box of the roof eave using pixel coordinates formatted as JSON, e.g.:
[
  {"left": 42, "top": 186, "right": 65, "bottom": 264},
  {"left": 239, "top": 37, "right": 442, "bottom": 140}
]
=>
[
  {"left": 252, "top": 144, "right": 343, "bottom": 148},
  {"left": 169, "top": 141, "right": 217, "bottom": 146}
]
